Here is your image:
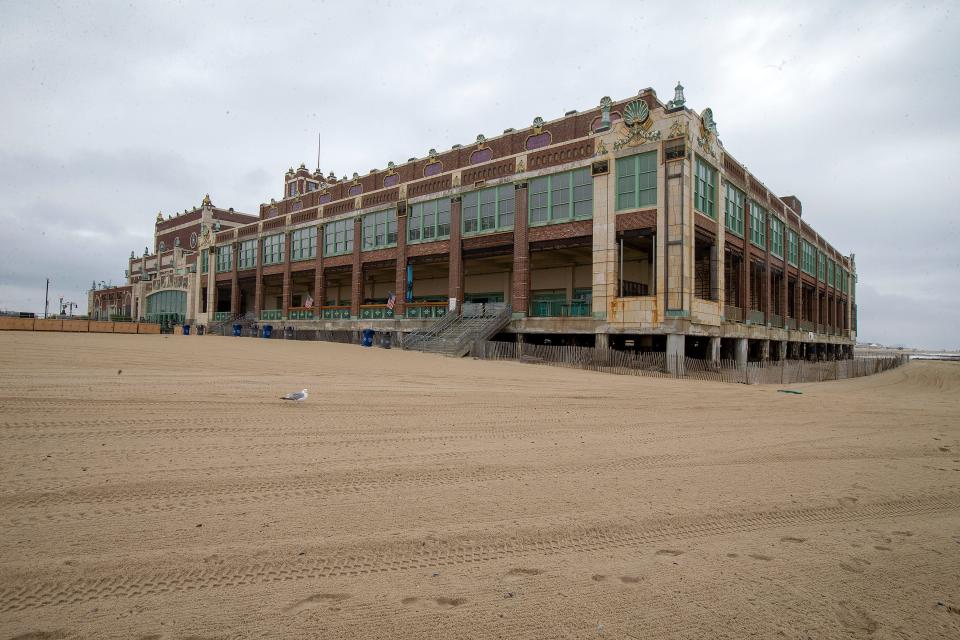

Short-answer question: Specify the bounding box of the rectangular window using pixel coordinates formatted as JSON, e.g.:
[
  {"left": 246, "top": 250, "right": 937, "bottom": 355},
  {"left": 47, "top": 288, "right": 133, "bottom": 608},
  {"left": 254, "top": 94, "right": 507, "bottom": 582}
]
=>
[
  {"left": 694, "top": 157, "right": 717, "bottom": 218},
  {"left": 769, "top": 216, "right": 784, "bottom": 258},
  {"left": 749, "top": 202, "right": 766, "bottom": 248},
  {"left": 262, "top": 233, "right": 285, "bottom": 265},
  {"left": 616, "top": 151, "right": 657, "bottom": 210},
  {"left": 238, "top": 239, "right": 257, "bottom": 269},
  {"left": 215, "top": 245, "right": 232, "bottom": 272},
  {"left": 724, "top": 183, "right": 745, "bottom": 237},
  {"left": 361, "top": 209, "right": 397, "bottom": 250},
  {"left": 460, "top": 185, "right": 515, "bottom": 235},
  {"left": 323, "top": 219, "right": 354, "bottom": 256},
  {"left": 801, "top": 240, "right": 815, "bottom": 275},
  {"left": 287, "top": 182, "right": 296, "bottom": 197},
  {"left": 818, "top": 252, "right": 826, "bottom": 281},
  {"left": 787, "top": 229, "right": 799, "bottom": 266},
  {"left": 528, "top": 168, "right": 592, "bottom": 225},
  {"left": 201, "top": 249, "right": 208, "bottom": 273},
  {"left": 291, "top": 226, "right": 317, "bottom": 261}
]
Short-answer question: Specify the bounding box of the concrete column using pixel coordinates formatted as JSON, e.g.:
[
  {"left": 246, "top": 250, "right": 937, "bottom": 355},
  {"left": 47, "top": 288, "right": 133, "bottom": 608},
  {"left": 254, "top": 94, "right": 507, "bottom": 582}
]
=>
[
  {"left": 511, "top": 184, "right": 530, "bottom": 315},
  {"left": 515, "top": 332, "right": 524, "bottom": 359},
  {"left": 230, "top": 242, "right": 239, "bottom": 316},
  {"left": 351, "top": 217, "right": 362, "bottom": 318},
  {"left": 778, "top": 340, "right": 787, "bottom": 361},
  {"left": 760, "top": 339, "right": 770, "bottom": 361},
  {"left": 595, "top": 333, "right": 609, "bottom": 350},
  {"left": 736, "top": 337, "right": 748, "bottom": 368},
  {"left": 708, "top": 336, "right": 721, "bottom": 363},
  {"left": 666, "top": 334, "right": 685, "bottom": 376},
  {"left": 448, "top": 196, "right": 463, "bottom": 311},
  {"left": 394, "top": 210, "right": 407, "bottom": 317},
  {"left": 281, "top": 231, "right": 292, "bottom": 319}
]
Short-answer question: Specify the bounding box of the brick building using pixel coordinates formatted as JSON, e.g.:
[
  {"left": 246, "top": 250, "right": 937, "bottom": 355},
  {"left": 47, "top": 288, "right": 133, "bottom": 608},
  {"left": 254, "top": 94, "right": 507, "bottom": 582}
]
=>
[{"left": 97, "top": 83, "right": 858, "bottom": 360}]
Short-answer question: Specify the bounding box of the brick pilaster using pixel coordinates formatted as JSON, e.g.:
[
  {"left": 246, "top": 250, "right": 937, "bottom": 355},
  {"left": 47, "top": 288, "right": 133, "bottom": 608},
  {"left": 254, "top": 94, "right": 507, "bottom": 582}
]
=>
[
  {"left": 742, "top": 198, "right": 752, "bottom": 318},
  {"left": 762, "top": 210, "right": 770, "bottom": 324},
  {"left": 313, "top": 223, "right": 323, "bottom": 312},
  {"left": 207, "top": 253, "right": 217, "bottom": 316},
  {"left": 351, "top": 217, "right": 362, "bottom": 318},
  {"left": 511, "top": 183, "right": 530, "bottom": 315},
  {"left": 394, "top": 209, "right": 407, "bottom": 316},
  {"left": 281, "top": 231, "right": 292, "bottom": 318},
  {"left": 254, "top": 229, "right": 264, "bottom": 318},
  {"left": 448, "top": 196, "right": 464, "bottom": 309},
  {"left": 229, "top": 242, "right": 239, "bottom": 316}
]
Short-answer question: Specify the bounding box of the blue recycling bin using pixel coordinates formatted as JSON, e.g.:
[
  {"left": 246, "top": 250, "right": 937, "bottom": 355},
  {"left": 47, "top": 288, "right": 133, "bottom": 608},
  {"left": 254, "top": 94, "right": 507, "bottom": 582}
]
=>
[
  {"left": 232, "top": 324, "right": 242, "bottom": 337},
  {"left": 262, "top": 324, "right": 273, "bottom": 338},
  {"left": 361, "top": 328, "right": 374, "bottom": 347},
  {"left": 183, "top": 325, "right": 190, "bottom": 336}
]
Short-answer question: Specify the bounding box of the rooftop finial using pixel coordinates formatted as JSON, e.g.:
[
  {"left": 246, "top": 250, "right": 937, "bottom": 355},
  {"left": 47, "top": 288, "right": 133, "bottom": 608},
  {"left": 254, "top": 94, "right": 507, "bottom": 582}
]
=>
[
  {"left": 202, "top": 193, "right": 212, "bottom": 207},
  {"left": 667, "top": 81, "right": 685, "bottom": 110}
]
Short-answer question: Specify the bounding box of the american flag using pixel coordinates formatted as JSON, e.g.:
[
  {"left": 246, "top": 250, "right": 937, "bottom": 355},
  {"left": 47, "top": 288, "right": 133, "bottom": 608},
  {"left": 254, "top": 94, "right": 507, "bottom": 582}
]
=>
[
  {"left": 386, "top": 292, "right": 396, "bottom": 310},
  {"left": 304, "top": 295, "right": 314, "bottom": 308}
]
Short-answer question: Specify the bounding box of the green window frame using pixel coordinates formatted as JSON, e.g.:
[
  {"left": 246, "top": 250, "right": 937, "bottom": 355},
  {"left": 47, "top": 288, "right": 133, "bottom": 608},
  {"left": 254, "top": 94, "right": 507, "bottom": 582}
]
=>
[
  {"left": 749, "top": 201, "right": 766, "bottom": 248},
  {"left": 200, "top": 249, "right": 208, "bottom": 273},
  {"left": 615, "top": 151, "right": 657, "bottom": 210},
  {"left": 238, "top": 239, "right": 256, "bottom": 269},
  {"left": 787, "top": 229, "right": 799, "bottom": 266},
  {"left": 817, "top": 252, "right": 826, "bottom": 281},
  {"left": 408, "top": 197, "right": 451, "bottom": 243},
  {"left": 827, "top": 259, "right": 834, "bottom": 288},
  {"left": 694, "top": 156, "right": 717, "bottom": 218},
  {"left": 262, "top": 233, "right": 284, "bottom": 265},
  {"left": 462, "top": 184, "right": 515, "bottom": 234},
  {"left": 215, "top": 245, "right": 232, "bottom": 272},
  {"left": 361, "top": 209, "right": 397, "bottom": 250},
  {"left": 724, "top": 183, "right": 745, "bottom": 237},
  {"left": 769, "top": 216, "right": 784, "bottom": 258},
  {"left": 800, "top": 240, "right": 815, "bottom": 275},
  {"left": 323, "top": 219, "right": 354, "bottom": 256},
  {"left": 291, "top": 226, "right": 317, "bottom": 261},
  {"left": 528, "top": 168, "right": 592, "bottom": 226}
]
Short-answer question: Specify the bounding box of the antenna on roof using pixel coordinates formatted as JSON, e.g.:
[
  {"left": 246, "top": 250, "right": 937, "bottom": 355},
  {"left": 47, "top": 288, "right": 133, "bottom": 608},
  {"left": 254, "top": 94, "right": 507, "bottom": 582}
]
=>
[{"left": 316, "top": 133, "right": 321, "bottom": 171}]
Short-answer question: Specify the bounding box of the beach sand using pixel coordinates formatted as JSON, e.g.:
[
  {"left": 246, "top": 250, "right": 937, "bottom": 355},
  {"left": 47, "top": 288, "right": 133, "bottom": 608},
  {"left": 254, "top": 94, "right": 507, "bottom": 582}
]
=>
[{"left": 1, "top": 332, "right": 958, "bottom": 639}]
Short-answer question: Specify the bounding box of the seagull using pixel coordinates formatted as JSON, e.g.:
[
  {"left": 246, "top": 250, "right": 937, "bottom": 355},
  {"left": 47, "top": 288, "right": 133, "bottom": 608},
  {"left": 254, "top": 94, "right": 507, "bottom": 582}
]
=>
[{"left": 281, "top": 389, "right": 309, "bottom": 401}]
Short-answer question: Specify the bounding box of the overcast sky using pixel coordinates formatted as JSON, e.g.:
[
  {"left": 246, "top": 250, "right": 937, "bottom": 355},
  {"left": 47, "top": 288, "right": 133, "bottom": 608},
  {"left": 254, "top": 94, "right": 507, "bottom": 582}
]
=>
[{"left": 1, "top": 1, "right": 957, "bottom": 348}]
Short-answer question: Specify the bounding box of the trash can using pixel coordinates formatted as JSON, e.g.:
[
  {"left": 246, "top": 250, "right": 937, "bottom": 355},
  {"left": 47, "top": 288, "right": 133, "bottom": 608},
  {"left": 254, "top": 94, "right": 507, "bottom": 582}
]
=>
[
  {"left": 379, "top": 331, "right": 392, "bottom": 349},
  {"left": 197, "top": 325, "right": 205, "bottom": 335},
  {"left": 263, "top": 324, "right": 273, "bottom": 339},
  {"left": 361, "top": 328, "right": 374, "bottom": 347},
  {"left": 284, "top": 325, "right": 294, "bottom": 340},
  {"left": 232, "top": 324, "right": 242, "bottom": 337},
  {"left": 183, "top": 325, "right": 190, "bottom": 336}
]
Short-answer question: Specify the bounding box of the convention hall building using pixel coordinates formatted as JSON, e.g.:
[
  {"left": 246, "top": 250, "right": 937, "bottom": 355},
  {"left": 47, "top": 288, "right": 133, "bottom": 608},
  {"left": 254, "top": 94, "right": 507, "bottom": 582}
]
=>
[{"left": 91, "top": 83, "right": 857, "bottom": 361}]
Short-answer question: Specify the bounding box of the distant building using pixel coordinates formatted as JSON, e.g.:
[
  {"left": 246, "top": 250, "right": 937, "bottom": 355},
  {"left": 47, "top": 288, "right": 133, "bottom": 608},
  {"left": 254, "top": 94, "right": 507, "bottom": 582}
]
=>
[{"left": 92, "top": 84, "right": 857, "bottom": 360}]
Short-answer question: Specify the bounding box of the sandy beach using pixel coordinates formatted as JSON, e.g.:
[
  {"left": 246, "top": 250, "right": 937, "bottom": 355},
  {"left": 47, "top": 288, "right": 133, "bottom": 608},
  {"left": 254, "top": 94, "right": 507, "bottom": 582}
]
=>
[{"left": 1, "top": 332, "right": 958, "bottom": 639}]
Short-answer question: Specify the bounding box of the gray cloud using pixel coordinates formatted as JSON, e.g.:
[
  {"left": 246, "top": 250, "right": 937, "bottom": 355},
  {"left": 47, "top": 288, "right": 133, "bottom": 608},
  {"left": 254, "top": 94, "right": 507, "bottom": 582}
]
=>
[{"left": 1, "top": 0, "right": 957, "bottom": 347}]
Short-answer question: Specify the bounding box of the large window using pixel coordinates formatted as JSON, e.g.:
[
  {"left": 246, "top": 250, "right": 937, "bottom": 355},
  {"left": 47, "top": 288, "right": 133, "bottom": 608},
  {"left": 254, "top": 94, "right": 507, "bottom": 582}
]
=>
[
  {"left": 724, "top": 183, "right": 745, "bottom": 237},
  {"left": 787, "top": 229, "right": 799, "bottom": 266},
  {"left": 362, "top": 209, "right": 398, "bottom": 250},
  {"left": 769, "top": 216, "right": 784, "bottom": 258},
  {"left": 528, "top": 168, "right": 592, "bottom": 225},
  {"left": 463, "top": 184, "right": 514, "bottom": 234},
  {"left": 694, "top": 157, "right": 717, "bottom": 218},
  {"left": 324, "top": 219, "right": 354, "bottom": 256},
  {"left": 238, "top": 239, "right": 257, "bottom": 269},
  {"left": 201, "top": 249, "right": 208, "bottom": 273},
  {"left": 801, "top": 240, "right": 816, "bottom": 275},
  {"left": 291, "top": 226, "right": 317, "bottom": 261},
  {"left": 818, "top": 251, "right": 826, "bottom": 281},
  {"left": 409, "top": 198, "right": 451, "bottom": 242},
  {"left": 749, "top": 202, "right": 766, "bottom": 248},
  {"left": 215, "top": 245, "right": 232, "bottom": 272},
  {"left": 262, "top": 233, "right": 284, "bottom": 265},
  {"left": 616, "top": 151, "right": 657, "bottom": 210}
]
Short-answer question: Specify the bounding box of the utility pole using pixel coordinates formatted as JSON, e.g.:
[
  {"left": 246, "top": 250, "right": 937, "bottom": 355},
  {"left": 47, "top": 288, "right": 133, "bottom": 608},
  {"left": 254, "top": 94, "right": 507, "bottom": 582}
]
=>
[{"left": 44, "top": 278, "right": 50, "bottom": 319}]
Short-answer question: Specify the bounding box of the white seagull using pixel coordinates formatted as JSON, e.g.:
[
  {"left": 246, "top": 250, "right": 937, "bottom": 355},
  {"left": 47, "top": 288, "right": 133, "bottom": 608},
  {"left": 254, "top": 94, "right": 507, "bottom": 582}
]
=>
[{"left": 281, "top": 389, "right": 309, "bottom": 402}]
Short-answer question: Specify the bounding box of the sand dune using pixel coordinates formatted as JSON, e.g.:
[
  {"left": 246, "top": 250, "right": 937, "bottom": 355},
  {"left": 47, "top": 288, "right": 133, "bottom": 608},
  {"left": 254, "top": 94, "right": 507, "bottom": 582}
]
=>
[{"left": 1, "top": 332, "right": 958, "bottom": 639}]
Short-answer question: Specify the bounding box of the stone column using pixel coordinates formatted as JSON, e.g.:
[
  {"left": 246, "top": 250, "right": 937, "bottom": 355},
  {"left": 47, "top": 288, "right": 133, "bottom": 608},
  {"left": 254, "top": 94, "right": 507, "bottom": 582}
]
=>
[
  {"left": 448, "top": 196, "right": 464, "bottom": 311},
  {"left": 230, "top": 242, "right": 239, "bottom": 316},
  {"left": 666, "top": 334, "right": 685, "bottom": 376},
  {"left": 708, "top": 336, "right": 721, "bottom": 363},
  {"left": 595, "top": 333, "right": 609, "bottom": 350},
  {"left": 351, "top": 217, "right": 362, "bottom": 318},
  {"left": 760, "top": 339, "right": 770, "bottom": 361},
  {"left": 281, "top": 231, "right": 292, "bottom": 319},
  {"left": 394, "top": 210, "right": 407, "bottom": 317},
  {"left": 511, "top": 184, "right": 530, "bottom": 316},
  {"left": 778, "top": 340, "right": 788, "bottom": 361}
]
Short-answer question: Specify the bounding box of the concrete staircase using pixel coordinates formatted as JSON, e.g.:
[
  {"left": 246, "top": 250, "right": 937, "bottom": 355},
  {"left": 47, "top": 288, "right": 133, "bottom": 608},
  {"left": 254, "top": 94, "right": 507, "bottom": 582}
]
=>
[{"left": 403, "top": 303, "right": 512, "bottom": 357}]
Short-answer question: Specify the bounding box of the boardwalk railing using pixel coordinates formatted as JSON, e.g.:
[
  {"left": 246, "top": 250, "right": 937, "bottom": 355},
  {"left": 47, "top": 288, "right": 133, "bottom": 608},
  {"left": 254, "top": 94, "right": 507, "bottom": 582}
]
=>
[{"left": 470, "top": 340, "right": 908, "bottom": 385}]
